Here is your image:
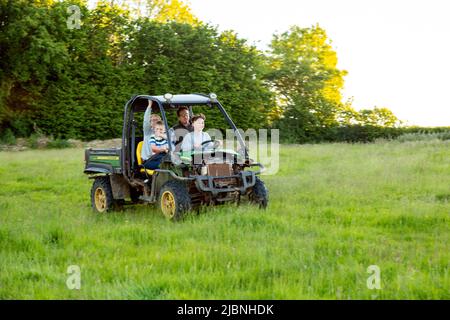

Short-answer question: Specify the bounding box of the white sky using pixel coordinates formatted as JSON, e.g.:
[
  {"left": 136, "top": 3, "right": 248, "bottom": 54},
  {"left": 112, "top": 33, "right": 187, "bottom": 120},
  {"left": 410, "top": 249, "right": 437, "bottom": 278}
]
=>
[{"left": 188, "top": 0, "right": 450, "bottom": 126}]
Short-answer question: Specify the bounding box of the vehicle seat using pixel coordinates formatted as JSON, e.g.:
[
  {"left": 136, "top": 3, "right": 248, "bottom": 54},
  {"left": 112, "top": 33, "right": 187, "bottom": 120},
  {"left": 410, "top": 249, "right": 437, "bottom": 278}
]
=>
[{"left": 136, "top": 141, "right": 155, "bottom": 175}]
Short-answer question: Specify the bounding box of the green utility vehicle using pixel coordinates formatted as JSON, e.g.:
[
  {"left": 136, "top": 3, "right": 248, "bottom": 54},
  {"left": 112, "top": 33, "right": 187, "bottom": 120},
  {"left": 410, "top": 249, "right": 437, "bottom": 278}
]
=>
[{"left": 84, "top": 93, "right": 268, "bottom": 220}]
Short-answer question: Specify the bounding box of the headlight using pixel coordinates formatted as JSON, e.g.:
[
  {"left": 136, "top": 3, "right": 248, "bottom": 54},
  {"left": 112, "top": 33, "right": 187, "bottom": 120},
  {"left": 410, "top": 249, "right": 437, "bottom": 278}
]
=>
[
  {"left": 164, "top": 93, "right": 173, "bottom": 101},
  {"left": 209, "top": 93, "right": 217, "bottom": 99}
]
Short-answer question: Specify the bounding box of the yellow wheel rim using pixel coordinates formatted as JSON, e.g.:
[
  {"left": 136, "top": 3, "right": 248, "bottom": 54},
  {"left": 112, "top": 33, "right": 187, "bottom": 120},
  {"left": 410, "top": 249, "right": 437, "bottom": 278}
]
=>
[
  {"left": 94, "top": 187, "right": 107, "bottom": 212},
  {"left": 161, "top": 191, "right": 176, "bottom": 218}
]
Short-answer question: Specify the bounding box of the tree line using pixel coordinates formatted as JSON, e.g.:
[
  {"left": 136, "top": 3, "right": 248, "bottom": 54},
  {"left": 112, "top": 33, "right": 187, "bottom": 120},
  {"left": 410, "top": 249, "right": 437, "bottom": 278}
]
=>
[{"left": 0, "top": 0, "right": 446, "bottom": 143}]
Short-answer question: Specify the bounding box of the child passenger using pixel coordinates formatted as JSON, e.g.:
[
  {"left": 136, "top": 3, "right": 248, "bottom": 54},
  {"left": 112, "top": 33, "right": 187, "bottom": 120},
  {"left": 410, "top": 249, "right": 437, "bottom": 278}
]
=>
[{"left": 143, "top": 121, "right": 169, "bottom": 169}]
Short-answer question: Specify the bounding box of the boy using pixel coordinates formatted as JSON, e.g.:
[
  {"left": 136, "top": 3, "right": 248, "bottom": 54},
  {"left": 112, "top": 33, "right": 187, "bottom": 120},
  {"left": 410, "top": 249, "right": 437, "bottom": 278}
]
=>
[{"left": 143, "top": 121, "right": 169, "bottom": 170}]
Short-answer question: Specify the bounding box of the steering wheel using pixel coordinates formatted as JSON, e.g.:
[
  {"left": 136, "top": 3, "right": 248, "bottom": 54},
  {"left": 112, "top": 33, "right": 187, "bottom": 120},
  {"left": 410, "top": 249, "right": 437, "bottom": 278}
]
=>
[{"left": 201, "top": 139, "right": 220, "bottom": 150}]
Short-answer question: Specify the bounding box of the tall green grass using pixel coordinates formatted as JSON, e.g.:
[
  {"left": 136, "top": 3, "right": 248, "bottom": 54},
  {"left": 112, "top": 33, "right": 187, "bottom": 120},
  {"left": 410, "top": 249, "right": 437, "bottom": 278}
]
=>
[{"left": 0, "top": 141, "right": 448, "bottom": 299}]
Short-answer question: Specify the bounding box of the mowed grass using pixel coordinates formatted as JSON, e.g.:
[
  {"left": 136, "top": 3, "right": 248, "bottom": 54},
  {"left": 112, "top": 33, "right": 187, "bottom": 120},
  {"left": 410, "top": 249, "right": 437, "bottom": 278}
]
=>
[{"left": 0, "top": 141, "right": 449, "bottom": 299}]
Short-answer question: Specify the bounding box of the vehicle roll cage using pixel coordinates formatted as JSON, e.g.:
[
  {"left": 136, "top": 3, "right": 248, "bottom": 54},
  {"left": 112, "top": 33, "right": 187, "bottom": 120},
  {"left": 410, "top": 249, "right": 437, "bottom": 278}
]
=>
[{"left": 121, "top": 94, "right": 250, "bottom": 183}]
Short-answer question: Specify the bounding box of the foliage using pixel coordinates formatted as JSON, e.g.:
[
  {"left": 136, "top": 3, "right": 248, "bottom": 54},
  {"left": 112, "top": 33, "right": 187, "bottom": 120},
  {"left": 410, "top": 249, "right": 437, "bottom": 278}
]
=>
[
  {"left": 324, "top": 125, "right": 401, "bottom": 143},
  {"left": 338, "top": 105, "right": 400, "bottom": 127},
  {"left": 46, "top": 138, "right": 72, "bottom": 148},
  {"left": 0, "top": 0, "right": 274, "bottom": 140},
  {"left": 396, "top": 131, "right": 450, "bottom": 142},
  {"left": 267, "top": 25, "right": 348, "bottom": 137},
  {"left": 277, "top": 124, "right": 450, "bottom": 144},
  {"left": 356, "top": 108, "right": 400, "bottom": 127},
  {"left": 27, "top": 133, "right": 40, "bottom": 149},
  {"left": 146, "top": 0, "right": 200, "bottom": 25},
  {"left": 0, "top": 1, "right": 438, "bottom": 144},
  {"left": 0, "top": 128, "right": 16, "bottom": 145},
  {"left": 120, "top": 0, "right": 200, "bottom": 24}
]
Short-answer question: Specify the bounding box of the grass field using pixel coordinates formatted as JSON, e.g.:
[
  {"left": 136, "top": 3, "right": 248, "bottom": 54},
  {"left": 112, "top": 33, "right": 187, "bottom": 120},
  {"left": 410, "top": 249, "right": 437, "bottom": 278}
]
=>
[{"left": 0, "top": 141, "right": 449, "bottom": 299}]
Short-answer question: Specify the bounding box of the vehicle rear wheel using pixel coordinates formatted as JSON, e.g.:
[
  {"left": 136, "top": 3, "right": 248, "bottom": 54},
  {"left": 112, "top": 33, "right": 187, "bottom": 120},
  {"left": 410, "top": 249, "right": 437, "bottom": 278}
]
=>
[
  {"left": 249, "top": 177, "right": 268, "bottom": 209},
  {"left": 91, "top": 176, "right": 115, "bottom": 213},
  {"left": 158, "top": 181, "right": 192, "bottom": 221}
]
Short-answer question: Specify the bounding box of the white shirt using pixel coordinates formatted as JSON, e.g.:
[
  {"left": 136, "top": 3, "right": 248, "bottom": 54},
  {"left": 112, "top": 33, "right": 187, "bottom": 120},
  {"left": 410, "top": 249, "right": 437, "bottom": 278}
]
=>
[
  {"left": 180, "top": 131, "right": 212, "bottom": 152},
  {"left": 141, "top": 106, "right": 153, "bottom": 161}
]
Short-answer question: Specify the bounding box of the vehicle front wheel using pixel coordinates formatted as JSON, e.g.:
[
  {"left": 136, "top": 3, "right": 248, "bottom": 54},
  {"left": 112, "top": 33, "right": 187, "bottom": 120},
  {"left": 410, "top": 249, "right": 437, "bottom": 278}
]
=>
[
  {"left": 158, "top": 181, "right": 192, "bottom": 221},
  {"left": 249, "top": 177, "right": 268, "bottom": 209},
  {"left": 91, "top": 176, "right": 115, "bottom": 213}
]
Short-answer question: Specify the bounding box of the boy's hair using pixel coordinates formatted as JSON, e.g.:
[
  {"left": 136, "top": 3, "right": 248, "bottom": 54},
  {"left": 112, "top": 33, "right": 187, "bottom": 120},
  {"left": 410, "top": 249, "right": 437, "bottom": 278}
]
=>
[
  {"left": 177, "top": 106, "right": 189, "bottom": 117},
  {"left": 191, "top": 113, "right": 205, "bottom": 123},
  {"left": 155, "top": 120, "right": 164, "bottom": 127}
]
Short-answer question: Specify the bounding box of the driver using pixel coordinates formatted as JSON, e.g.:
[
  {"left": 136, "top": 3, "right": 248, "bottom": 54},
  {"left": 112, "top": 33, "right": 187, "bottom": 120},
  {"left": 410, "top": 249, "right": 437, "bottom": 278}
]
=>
[{"left": 180, "top": 114, "right": 213, "bottom": 152}]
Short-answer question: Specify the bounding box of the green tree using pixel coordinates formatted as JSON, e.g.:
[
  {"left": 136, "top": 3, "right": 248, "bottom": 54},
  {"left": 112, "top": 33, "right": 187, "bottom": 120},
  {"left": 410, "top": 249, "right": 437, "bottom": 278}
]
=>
[
  {"left": 148, "top": 0, "right": 200, "bottom": 25},
  {"left": 1, "top": 0, "right": 274, "bottom": 140},
  {"left": 120, "top": 0, "right": 199, "bottom": 24},
  {"left": 0, "top": 0, "right": 76, "bottom": 135},
  {"left": 357, "top": 107, "right": 400, "bottom": 127},
  {"left": 33, "top": 0, "right": 135, "bottom": 140},
  {"left": 126, "top": 21, "right": 275, "bottom": 130},
  {"left": 267, "top": 25, "right": 348, "bottom": 141}
]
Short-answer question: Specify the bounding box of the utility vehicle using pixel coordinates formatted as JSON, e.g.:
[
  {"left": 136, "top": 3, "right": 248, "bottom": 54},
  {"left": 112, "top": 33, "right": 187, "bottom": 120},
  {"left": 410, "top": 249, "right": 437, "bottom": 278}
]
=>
[{"left": 84, "top": 93, "right": 268, "bottom": 220}]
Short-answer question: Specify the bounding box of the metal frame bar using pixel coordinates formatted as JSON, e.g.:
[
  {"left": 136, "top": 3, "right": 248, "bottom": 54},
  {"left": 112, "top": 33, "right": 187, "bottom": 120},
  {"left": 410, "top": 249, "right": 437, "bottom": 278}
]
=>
[
  {"left": 193, "top": 171, "right": 257, "bottom": 196},
  {"left": 121, "top": 94, "right": 257, "bottom": 189}
]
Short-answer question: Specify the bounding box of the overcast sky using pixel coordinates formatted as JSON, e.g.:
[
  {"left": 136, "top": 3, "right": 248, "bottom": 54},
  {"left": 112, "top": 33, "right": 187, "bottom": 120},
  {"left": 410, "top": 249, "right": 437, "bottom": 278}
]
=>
[{"left": 188, "top": 0, "right": 450, "bottom": 126}]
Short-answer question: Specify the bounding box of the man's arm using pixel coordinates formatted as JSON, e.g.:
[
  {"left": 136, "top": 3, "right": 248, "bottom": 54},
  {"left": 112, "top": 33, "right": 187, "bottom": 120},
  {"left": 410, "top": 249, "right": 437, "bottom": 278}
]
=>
[{"left": 143, "top": 104, "right": 152, "bottom": 137}]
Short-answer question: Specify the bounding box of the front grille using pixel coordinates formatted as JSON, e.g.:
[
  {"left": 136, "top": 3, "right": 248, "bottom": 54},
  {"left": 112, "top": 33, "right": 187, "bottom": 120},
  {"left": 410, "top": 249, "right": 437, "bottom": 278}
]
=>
[
  {"left": 207, "top": 163, "right": 232, "bottom": 177},
  {"left": 206, "top": 163, "right": 236, "bottom": 187}
]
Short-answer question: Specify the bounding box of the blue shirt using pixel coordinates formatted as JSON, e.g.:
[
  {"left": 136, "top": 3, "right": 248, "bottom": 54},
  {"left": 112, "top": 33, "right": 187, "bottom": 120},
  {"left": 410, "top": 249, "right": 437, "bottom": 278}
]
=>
[{"left": 150, "top": 134, "right": 168, "bottom": 149}]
